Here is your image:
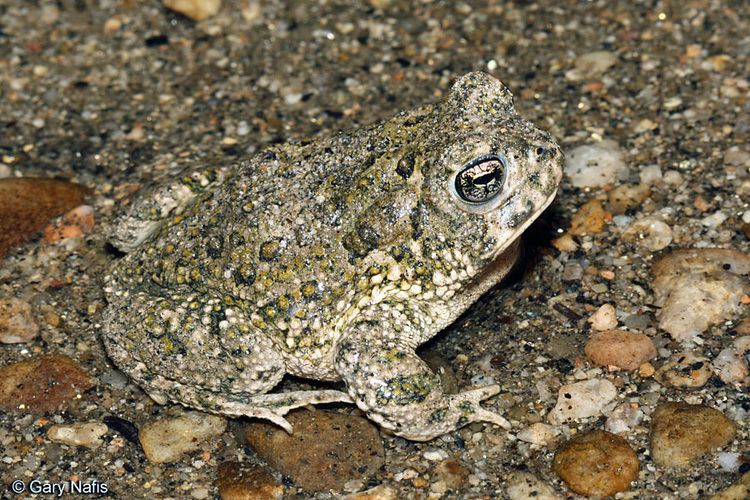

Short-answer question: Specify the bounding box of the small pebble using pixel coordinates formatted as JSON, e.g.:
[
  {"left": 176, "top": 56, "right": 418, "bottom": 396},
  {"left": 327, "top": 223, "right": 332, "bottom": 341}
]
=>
[
  {"left": 650, "top": 402, "right": 736, "bottom": 468},
  {"left": 607, "top": 184, "right": 651, "bottom": 214},
  {"left": 639, "top": 164, "right": 663, "bottom": 184},
  {"left": 652, "top": 248, "right": 750, "bottom": 341},
  {"left": 551, "top": 232, "right": 578, "bottom": 252},
  {"left": 562, "top": 261, "right": 583, "bottom": 282},
  {"left": 565, "top": 140, "right": 629, "bottom": 188},
  {"left": 655, "top": 352, "right": 713, "bottom": 389},
  {"left": 423, "top": 449, "right": 449, "bottom": 461},
  {"left": 43, "top": 205, "right": 95, "bottom": 244},
  {"left": 548, "top": 379, "right": 617, "bottom": 424},
  {"left": 47, "top": 422, "right": 108, "bottom": 448},
  {"left": 0, "top": 297, "right": 39, "bottom": 344},
  {"left": 716, "top": 452, "right": 742, "bottom": 473},
  {"left": 570, "top": 199, "right": 608, "bottom": 236},
  {"left": 552, "top": 430, "right": 639, "bottom": 497},
  {"left": 605, "top": 402, "right": 644, "bottom": 434},
  {"left": 702, "top": 211, "right": 729, "bottom": 228},
  {"left": 433, "top": 459, "right": 470, "bottom": 491},
  {"left": 724, "top": 148, "right": 750, "bottom": 167},
  {"left": 622, "top": 217, "right": 673, "bottom": 251},
  {"left": 567, "top": 51, "right": 618, "bottom": 81},
  {"left": 712, "top": 336, "right": 750, "bottom": 384},
  {"left": 506, "top": 472, "right": 560, "bottom": 500},
  {"left": 588, "top": 304, "right": 617, "bottom": 331},
  {"left": 163, "top": 0, "right": 221, "bottom": 21},
  {"left": 516, "top": 422, "right": 557, "bottom": 446},
  {"left": 584, "top": 330, "right": 657, "bottom": 371},
  {"left": 343, "top": 484, "right": 398, "bottom": 500},
  {"left": 216, "top": 461, "right": 284, "bottom": 500},
  {"left": 662, "top": 170, "right": 684, "bottom": 185},
  {"left": 139, "top": 411, "right": 227, "bottom": 464}
]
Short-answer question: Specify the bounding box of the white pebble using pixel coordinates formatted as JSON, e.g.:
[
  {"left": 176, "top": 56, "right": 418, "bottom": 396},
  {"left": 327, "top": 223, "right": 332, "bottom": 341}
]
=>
[
  {"left": 47, "top": 422, "right": 108, "bottom": 448},
  {"left": 639, "top": 164, "right": 662, "bottom": 184},
  {"left": 701, "top": 211, "right": 728, "bottom": 228},
  {"left": 622, "top": 217, "right": 673, "bottom": 251},
  {"left": 564, "top": 140, "right": 628, "bottom": 188},
  {"left": 516, "top": 423, "right": 557, "bottom": 446},
  {"left": 423, "top": 449, "right": 449, "bottom": 461},
  {"left": 588, "top": 304, "right": 618, "bottom": 331},
  {"left": 162, "top": 0, "right": 221, "bottom": 21},
  {"left": 139, "top": 411, "right": 227, "bottom": 464},
  {"left": 716, "top": 452, "right": 741, "bottom": 472},
  {"left": 712, "top": 336, "right": 750, "bottom": 384},
  {"left": 548, "top": 379, "right": 617, "bottom": 424},
  {"left": 652, "top": 248, "right": 749, "bottom": 341},
  {"left": 284, "top": 92, "right": 303, "bottom": 105},
  {"left": 0, "top": 298, "right": 39, "bottom": 344},
  {"left": 567, "top": 51, "right": 617, "bottom": 81},
  {"left": 507, "top": 471, "right": 561, "bottom": 500},
  {"left": 605, "top": 403, "right": 644, "bottom": 434},
  {"left": 662, "top": 170, "right": 683, "bottom": 185}
]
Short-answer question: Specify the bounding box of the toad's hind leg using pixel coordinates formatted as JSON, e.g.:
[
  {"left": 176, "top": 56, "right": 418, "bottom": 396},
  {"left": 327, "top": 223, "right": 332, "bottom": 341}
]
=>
[
  {"left": 334, "top": 305, "right": 511, "bottom": 441},
  {"left": 145, "top": 375, "right": 353, "bottom": 433},
  {"left": 103, "top": 291, "right": 352, "bottom": 433}
]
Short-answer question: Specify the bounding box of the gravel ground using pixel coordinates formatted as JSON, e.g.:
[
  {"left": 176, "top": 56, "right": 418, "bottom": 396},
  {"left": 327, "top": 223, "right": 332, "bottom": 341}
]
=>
[{"left": 1, "top": 0, "right": 748, "bottom": 498}]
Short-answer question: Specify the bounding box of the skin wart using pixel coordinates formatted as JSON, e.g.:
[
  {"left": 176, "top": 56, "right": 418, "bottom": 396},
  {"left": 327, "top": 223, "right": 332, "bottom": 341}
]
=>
[{"left": 102, "top": 72, "right": 564, "bottom": 441}]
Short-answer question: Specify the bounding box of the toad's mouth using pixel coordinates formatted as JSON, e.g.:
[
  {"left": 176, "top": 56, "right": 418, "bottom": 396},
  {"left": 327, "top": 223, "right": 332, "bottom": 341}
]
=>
[{"left": 479, "top": 186, "right": 559, "bottom": 262}]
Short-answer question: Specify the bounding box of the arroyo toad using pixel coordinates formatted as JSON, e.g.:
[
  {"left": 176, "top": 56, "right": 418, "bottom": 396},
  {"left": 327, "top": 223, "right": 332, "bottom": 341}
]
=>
[{"left": 103, "top": 72, "right": 563, "bottom": 441}]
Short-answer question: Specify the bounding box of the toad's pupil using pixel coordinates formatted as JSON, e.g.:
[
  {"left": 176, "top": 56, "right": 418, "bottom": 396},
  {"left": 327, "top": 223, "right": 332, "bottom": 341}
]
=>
[{"left": 455, "top": 157, "right": 505, "bottom": 203}]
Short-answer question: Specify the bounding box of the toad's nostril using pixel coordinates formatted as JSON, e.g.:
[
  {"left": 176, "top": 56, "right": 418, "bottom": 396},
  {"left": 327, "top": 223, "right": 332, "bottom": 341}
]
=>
[{"left": 535, "top": 146, "right": 557, "bottom": 160}]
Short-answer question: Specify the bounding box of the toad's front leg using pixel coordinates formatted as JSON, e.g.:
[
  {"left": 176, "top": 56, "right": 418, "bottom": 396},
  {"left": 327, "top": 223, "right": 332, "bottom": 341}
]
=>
[{"left": 334, "top": 305, "right": 510, "bottom": 441}]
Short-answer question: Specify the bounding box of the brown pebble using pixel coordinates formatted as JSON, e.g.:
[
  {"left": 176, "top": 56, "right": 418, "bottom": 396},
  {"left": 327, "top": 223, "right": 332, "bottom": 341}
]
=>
[
  {"left": 0, "top": 297, "right": 39, "bottom": 344},
  {"left": 551, "top": 232, "right": 578, "bottom": 252},
  {"left": 570, "top": 199, "right": 609, "bottom": 236},
  {"left": 607, "top": 184, "right": 651, "bottom": 215},
  {"left": 710, "top": 471, "right": 750, "bottom": 500},
  {"left": 0, "top": 355, "right": 94, "bottom": 412},
  {"left": 216, "top": 461, "right": 283, "bottom": 500},
  {"left": 242, "top": 409, "right": 384, "bottom": 492},
  {"left": 584, "top": 329, "right": 657, "bottom": 371},
  {"left": 0, "top": 178, "right": 90, "bottom": 258},
  {"left": 552, "top": 429, "right": 639, "bottom": 497},
  {"left": 43, "top": 205, "right": 95, "bottom": 244},
  {"left": 650, "top": 402, "right": 736, "bottom": 468},
  {"left": 433, "top": 459, "right": 470, "bottom": 491},
  {"left": 735, "top": 319, "right": 750, "bottom": 335}
]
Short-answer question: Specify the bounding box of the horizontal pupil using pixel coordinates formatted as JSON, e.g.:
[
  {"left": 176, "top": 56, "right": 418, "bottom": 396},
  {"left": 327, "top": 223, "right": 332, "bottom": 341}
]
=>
[
  {"left": 472, "top": 172, "right": 498, "bottom": 186},
  {"left": 455, "top": 157, "right": 504, "bottom": 203}
]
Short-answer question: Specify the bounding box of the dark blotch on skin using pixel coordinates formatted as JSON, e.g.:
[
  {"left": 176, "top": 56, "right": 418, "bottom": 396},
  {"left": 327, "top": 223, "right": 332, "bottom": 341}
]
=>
[{"left": 396, "top": 151, "right": 415, "bottom": 179}]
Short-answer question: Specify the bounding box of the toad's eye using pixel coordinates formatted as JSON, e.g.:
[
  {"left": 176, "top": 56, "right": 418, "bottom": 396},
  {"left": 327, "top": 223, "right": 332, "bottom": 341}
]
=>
[{"left": 453, "top": 155, "right": 506, "bottom": 204}]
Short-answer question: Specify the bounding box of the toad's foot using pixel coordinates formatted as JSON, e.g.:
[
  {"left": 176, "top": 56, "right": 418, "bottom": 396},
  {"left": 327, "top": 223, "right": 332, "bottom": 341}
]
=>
[
  {"left": 335, "top": 309, "right": 511, "bottom": 441},
  {"left": 147, "top": 379, "right": 353, "bottom": 434}
]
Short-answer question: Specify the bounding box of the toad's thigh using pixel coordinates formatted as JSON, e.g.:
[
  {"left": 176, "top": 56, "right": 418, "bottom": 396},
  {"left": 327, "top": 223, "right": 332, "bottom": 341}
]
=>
[{"left": 103, "top": 292, "right": 285, "bottom": 398}]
